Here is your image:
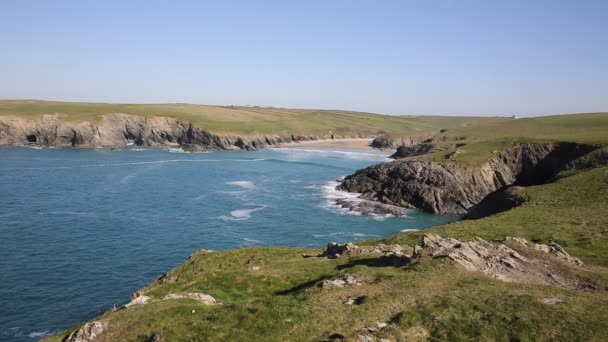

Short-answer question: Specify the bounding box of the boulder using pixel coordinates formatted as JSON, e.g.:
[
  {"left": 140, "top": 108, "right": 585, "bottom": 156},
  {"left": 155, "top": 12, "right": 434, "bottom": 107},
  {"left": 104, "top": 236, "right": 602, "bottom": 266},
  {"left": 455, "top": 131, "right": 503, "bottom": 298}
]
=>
[
  {"left": 389, "top": 143, "right": 434, "bottom": 159},
  {"left": 370, "top": 137, "right": 394, "bottom": 149},
  {"left": 321, "top": 242, "right": 358, "bottom": 259},
  {"left": 64, "top": 321, "right": 108, "bottom": 342},
  {"left": 180, "top": 144, "right": 206, "bottom": 152},
  {"left": 124, "top": 294, "right": 151, "bottom": 308}
]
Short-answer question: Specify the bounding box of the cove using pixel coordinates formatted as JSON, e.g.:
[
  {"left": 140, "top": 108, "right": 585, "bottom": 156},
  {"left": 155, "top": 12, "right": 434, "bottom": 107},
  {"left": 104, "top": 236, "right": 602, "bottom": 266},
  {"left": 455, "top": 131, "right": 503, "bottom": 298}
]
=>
[{"left": 0, "top": 146, "right": 456, "bottom": 341}]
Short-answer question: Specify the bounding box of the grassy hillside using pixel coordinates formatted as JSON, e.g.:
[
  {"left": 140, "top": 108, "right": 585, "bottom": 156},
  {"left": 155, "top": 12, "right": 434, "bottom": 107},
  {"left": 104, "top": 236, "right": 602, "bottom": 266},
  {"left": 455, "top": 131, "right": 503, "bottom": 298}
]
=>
[
  {"left": 0, "top": 100, "right": 507, "bottom": 137},
  {"left": 44, "top": 167, "right": 608, "bottom": 341},
  {"left": 423, "top": 113, "right": 608, "bottom": 164}
]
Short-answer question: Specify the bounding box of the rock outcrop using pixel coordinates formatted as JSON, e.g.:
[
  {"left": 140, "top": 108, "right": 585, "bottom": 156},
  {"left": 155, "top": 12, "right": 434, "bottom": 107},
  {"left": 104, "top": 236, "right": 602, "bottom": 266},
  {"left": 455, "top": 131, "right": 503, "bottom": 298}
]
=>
[
  {"left": 389, "top": 143, "right": 434, "bottom": 159},
  {"left": 370, "top": 137, "right": 394, "bottom": 149},
  {"left": 335, "top": 198, "right": 406, "bottom": 216},
  {"left": 338, "top": 143, "right": 599, "bottom": 215},
  {"left": 370, "top": 135, "right": 432, "bottom": 150},
  {"left": 0, "top": 113, "right": 321, "bottom": 150},
  {"left": 161, "top": 293, "right": 217, "bottom": 305},
  {"left": 418, "top": 234, "right": 586, "bottom": 289},
  {"left": 64, "top": 321, "right": 108, "bottom": 342}
]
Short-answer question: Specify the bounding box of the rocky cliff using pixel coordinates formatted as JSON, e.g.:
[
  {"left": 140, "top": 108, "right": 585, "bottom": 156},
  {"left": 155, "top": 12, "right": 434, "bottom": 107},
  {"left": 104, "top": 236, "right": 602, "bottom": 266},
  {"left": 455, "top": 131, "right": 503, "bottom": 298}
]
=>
[
  {"left": 338, "top": 143, "right": 599, "bottom": 215},
  {"left": 0, "top": 113, "right": 321, "bottom": 150}
]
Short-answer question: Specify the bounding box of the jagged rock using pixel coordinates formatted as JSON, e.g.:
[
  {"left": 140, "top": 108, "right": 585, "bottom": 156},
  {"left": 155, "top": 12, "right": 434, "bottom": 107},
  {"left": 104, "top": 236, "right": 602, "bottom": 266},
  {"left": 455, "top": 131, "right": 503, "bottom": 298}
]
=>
[
  {"left": 157, "top": 273, "right": 179, "bottom": 284},
  {"left": 413, "top": 245, "right": 423, "bottom": 257},
  {"left": 335, "top": 199, "right": 405, "bottom": 216},
  {"left": 370, "top": 137, "right": 394, "bottom": 149},
  {"left": 180, "top": 144, "right": 205, "bottom": 152},
  {"left": 320, "top": 275, "right": 363, "bottom": 288},
  {"left": 506, "top": 237, "right": 584, "bottom": 266},
  {"left": 389, "top": 143, "right": 434, "bottom": 159},
  {"left": 64, "top": 321, "right": 108, "bottom": 342},
  {"left": 124, "top": 294, "right": 151, "bottom": 308},
  {"left": 372, "top": 244, "right": 402, "bottom": 254},
  {"left": 321, "top": 242, "right": 358, "bottom": 259},
  {"left": 420, "top": 234, "right": 583, "bottom": 288},
  {"left": 162, "top": 292, "right": 217, "bottom": 305},
  {"left": 339, "top": 143, "right": 599, "bottom": 215}
]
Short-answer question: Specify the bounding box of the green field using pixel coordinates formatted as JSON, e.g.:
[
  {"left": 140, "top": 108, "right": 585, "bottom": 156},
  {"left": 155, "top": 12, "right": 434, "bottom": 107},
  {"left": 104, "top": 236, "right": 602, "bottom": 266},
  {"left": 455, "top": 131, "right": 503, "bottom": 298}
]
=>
[
  {"left": 424, "top": 113, "right": 608, "bottom": 164},
  {"left": 0, "top": 100, "right": 508, "bottom": 137}
]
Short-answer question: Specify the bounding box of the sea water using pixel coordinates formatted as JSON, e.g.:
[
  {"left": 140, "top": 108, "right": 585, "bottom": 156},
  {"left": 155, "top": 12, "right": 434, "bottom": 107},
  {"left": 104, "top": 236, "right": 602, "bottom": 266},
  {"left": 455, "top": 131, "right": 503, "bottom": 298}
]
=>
[{"left": 0, "top": 146, "right": 456, "bottom": 341}]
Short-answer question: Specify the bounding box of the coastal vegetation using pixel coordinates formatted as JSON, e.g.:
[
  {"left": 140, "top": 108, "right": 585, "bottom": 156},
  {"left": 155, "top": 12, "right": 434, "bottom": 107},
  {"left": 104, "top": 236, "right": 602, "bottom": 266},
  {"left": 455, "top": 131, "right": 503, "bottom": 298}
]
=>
[
  {"left": 39, "top": 110, "right": 608, "bottom": 341},
  {"left": 0, "top": 100, "right": 506, "bottom": 138}
]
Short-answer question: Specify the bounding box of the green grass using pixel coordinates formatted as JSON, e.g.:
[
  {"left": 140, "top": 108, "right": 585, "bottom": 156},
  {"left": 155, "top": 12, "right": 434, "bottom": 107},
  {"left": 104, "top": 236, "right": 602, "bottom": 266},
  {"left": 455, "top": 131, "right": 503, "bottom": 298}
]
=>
[
  {"left": 44, "top": 167, "right": 608, "bottom": 341},
  {"left": 0, "top": 100, "right": 507, "bottom": 138},
  {"left": 423, "top": 113, "right": 608, "bottom": 164}
]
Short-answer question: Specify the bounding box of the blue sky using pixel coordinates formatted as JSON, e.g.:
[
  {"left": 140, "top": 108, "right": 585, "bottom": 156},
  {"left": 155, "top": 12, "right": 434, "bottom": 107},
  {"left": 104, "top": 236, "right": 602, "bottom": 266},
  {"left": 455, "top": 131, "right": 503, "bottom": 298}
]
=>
[{"left": 1, "top": 0, "right": 606, "bottom": 116}]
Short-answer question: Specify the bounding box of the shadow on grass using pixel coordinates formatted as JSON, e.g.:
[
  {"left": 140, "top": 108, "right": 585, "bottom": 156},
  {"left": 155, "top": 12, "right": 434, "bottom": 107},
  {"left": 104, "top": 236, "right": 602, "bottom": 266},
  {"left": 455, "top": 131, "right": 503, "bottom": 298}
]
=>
[
  {"left": 336, "top": 255, "right": 412, "bottom": 270},
  {"left": 275, "top": 275, "right": 335, "bottom": 295}
]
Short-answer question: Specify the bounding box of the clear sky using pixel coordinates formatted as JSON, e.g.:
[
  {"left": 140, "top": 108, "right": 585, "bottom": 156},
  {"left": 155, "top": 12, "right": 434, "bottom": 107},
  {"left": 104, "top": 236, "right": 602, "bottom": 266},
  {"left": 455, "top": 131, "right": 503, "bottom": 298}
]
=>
[{"left": 1, "top": 0, "right": 606, "bottom": 116}]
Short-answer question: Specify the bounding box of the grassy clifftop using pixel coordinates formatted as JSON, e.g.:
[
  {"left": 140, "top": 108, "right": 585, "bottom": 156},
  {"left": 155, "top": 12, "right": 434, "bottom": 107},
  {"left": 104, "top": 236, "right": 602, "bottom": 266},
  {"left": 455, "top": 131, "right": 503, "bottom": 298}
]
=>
[
  {"left": 0, "top": 100, "right": 507, "bottom": 137},
  {"left": 44, "top": 166, "right": 608, "bottom": 341},
  {"left": 423, "top": 113, "right": 608, "bottom": 164}
]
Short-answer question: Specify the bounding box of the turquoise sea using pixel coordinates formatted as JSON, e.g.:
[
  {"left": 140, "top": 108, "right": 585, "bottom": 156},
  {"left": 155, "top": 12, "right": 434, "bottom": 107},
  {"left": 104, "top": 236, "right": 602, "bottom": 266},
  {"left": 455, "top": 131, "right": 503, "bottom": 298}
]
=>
[{"left": 0, "top": 146, "right": 456, "bottom": 341}]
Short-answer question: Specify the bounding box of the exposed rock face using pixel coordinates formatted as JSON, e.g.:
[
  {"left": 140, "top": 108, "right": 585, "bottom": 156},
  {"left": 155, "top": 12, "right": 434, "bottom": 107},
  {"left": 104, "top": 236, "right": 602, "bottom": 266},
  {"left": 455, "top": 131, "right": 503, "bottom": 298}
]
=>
[
  {"left": 0, "top": 113, "right": 321, "bottom": 150},
  {"left": 370, "top": 135, "right": 432, "bottom": 150},
  {"left": 124, "top": 294, "right": 152, "bottom": 308},
  {"left": 339, "top": 143, "right": 599, "bottom": 215},
  {"left": 180, "top": 144, "right": 206, "bottom": 152},
  {"left": 162, "top": 293, "right": 217, "bottom": 305},
  {"left": 370, "top": 137, "right": 394, "bottom": 149},
  {"left": 389, "top": 143, "right": 434, "bottom": 159},
  {"left": 420, "top": 234, "right": 585, "bottom": 288},
  {"left": 64, "top": 321, "right": 108, "bottom": 342},
  {"left": 465, "top": 186, "right": 527, "bottom": 219}
]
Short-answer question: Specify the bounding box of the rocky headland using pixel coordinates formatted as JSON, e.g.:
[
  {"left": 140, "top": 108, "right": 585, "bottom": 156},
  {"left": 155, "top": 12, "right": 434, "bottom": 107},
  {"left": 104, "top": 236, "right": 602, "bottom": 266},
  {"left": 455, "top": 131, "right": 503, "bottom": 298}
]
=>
[{"left": 338, "top": 142, "right": 602, "bottom": 215}]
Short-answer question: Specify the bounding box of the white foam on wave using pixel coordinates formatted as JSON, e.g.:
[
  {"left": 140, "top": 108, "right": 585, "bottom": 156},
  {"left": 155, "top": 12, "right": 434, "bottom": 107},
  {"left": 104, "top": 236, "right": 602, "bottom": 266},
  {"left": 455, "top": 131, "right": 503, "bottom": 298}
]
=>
[
  {"left": 218, "top": 206, "right": 265, "bottom": 221},
  {"left": 1, "top": 158, "right": 270, "bottom": 171},
  {"left": 400, "top": 228, "right": 420, "bottom": 233},
  {"left": 320, "top": 179, "right": 364, "bottom": 216},
  {"left": 192, "top": 194, "right": 208, "bottom": 201},
  {"left": 312, "top": 231, "right": 381, "bottom": 239},
  {"left": 120, "top": 173, "right": 137, "bottom": 184},
  {"left": 226, "top": 180, "right": 256, "bottom": 189},
  {"left": 242, "top": 237, "right": 262, "bottom": 245},
  {"left": 167, "top": 147, "right": 207, "bottom": 154},
  {"left": 28, "top": 330, "right": 52, "bottom": 338}
]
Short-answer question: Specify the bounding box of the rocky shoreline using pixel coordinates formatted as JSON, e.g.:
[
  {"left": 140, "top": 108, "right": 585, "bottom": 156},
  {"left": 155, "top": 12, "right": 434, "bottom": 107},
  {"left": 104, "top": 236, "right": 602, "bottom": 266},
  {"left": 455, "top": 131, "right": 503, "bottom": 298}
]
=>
[
  {"left": 0, "top": 113, "right": 328, "bottom": 151},
  {"left": 338, "top": 142, "right": 601, "bottom": 216}
]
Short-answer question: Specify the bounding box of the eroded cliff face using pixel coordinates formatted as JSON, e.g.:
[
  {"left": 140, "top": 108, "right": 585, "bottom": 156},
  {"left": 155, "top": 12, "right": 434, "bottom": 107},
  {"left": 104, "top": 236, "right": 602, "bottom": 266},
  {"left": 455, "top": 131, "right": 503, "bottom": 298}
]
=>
[
  {"left": 0, "top": 113, "right": 320, "bottom": 150},
  {"left": 338, "top": 143, "right": 600, "bottom": 215}
]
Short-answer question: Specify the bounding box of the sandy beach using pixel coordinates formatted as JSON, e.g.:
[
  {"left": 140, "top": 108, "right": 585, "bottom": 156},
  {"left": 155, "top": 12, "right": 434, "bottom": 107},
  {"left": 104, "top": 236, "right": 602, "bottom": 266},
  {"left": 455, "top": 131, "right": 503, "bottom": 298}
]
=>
[{"left": 279, "top": 138, "right": 380, "bottom": 150}]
